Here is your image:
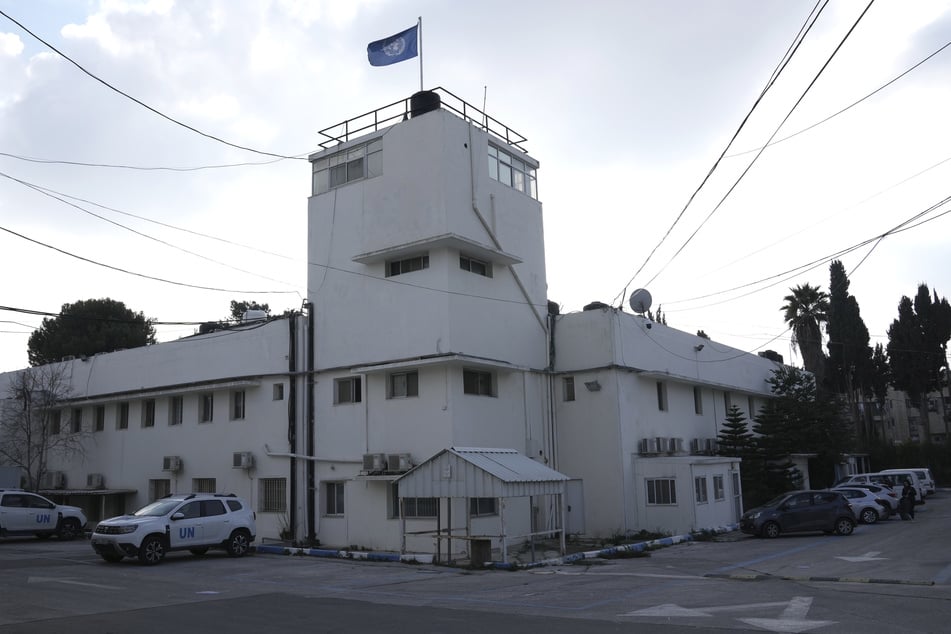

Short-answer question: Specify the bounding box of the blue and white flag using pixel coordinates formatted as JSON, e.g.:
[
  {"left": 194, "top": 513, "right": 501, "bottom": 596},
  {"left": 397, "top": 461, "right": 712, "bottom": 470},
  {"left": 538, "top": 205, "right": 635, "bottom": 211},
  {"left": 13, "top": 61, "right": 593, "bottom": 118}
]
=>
[{"left": 367, "top": 25, "right": 418, "bottom": 66}]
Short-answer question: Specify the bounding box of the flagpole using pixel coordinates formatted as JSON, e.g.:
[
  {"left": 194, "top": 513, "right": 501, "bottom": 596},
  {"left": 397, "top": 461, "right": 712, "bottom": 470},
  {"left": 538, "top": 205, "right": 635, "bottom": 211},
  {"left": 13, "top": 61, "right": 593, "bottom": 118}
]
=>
[{"left": 417, "top": 16, "right": 423, "bottom": 91}]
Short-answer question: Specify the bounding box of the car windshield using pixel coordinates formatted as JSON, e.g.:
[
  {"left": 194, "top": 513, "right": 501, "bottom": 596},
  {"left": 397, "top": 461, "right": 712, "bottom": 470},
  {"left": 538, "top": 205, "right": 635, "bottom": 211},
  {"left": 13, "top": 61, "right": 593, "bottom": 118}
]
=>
[
  {"left": 761, "top": 494, "right": 792, "bottom": 508},
  {"left": 133, "top": 500, "right": 182, "bottom": 517}
]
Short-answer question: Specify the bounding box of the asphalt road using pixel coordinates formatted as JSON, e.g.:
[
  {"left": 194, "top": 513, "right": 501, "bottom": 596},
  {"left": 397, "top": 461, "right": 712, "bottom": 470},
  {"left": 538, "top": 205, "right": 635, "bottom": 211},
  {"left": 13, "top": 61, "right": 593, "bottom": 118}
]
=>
[{"left": 2, "top": 491, "right": 950, "bottom": 633}]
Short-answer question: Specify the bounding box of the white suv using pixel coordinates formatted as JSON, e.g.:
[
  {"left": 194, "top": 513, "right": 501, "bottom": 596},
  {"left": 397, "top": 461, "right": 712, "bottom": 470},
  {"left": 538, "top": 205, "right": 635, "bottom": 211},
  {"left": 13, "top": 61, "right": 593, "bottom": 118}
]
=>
[
  {"left": 92, "top": 493, "right": 256, "bottom": 565},
  {"left": 0, "top": 489, "right": 87, "bottom": 540}
]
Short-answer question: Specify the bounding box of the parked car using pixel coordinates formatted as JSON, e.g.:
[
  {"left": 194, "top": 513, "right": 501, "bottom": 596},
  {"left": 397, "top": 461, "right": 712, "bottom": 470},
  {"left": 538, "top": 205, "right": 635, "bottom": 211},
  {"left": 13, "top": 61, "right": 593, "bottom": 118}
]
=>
[
  {"left": 0, "top": 488, "right": 87, "bottom": 540},
  {"left": 831, "top": 486, "right": 891, "bottom": 523},
  {"left": 740, "top": 490, "right": 856, "bottom": 538},
  {"left": 879, "top": 468, "right": 935, "bottom": 496},
  {"left": 91, "top": 493, "right": 256, "bottom": 565},
  {"left": 834, "top": 473, "right": 898, "bottom": 489},
  {"left": 834, "top": 482, "right": 900, "bottom": 514}
]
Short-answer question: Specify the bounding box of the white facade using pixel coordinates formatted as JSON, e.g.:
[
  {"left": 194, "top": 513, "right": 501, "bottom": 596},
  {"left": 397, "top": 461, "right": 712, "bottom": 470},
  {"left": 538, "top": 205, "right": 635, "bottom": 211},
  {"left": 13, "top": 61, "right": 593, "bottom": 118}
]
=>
[{"left": 0, "top": 91, "right": 788, "bottom": 552}]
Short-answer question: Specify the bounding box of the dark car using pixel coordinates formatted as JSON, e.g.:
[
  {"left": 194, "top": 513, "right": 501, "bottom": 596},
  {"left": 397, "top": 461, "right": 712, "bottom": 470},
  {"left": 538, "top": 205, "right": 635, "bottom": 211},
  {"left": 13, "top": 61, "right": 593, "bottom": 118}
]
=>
[{"left": 740, "top": 490, "right": 856, "bottom": 538}]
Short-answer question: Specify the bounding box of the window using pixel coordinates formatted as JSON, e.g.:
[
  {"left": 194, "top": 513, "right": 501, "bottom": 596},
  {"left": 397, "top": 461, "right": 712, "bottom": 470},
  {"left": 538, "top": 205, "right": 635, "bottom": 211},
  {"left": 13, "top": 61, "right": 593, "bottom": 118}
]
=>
[
  {"left": 325, "top": 482, "right": 345, "bottom": 516},
  {"left": 273, "top": 383, "right": 285, "bottom": 401},
  {"left": 563, "top": 376, "right": 575, "bottom": 402},
  {"left": 168, "top": 396, "right": 183, "bottom": 426},
  {"left": 646, "top": 478, "right": 677, "bottom": 505},
  {"left": 149, "top": 479, "right": 171, "bottom": 502},
  {"left": 95, "top": 406, "right": 105, "bottom": 432},
  {"left": 199, "top": 393, "right": 214, "bottom": 423},
  {"left": 312, "top": 138, "right": 382, "bottom": 195},
  {"left": 117, "top": 402, "right": 129, "bottom": 430},
  {"left": 713, "top": 475, "right": 725, "bottom": 501},
  {"left": 488, "top": 144, "right": 538, "bottom": 199},
  {"left": 693, "top": 386, "right": 703, "bottom": 415},
  {"left": 391, "top": 484, "right": 438, "bottom": 518},
  {"left": 388, "top": 371, "right": 418, "bottom": 398},
  {"left": 463, "top": 369, "right": 495, "bottom": 397},
  {"left": 469, "top": 497, "right": 498, "bottom": 517},
  {"left": 748, "top": 396, "right": 756, "bottom": 419},
  {"left": 192, "top": 478, "right": 216, "bottom": 493},
  {"left": 49, "top": 410, "right": 61, "bottom": 435},
  {"left": 724, "top": 391, "right": 733, "bottom": 411},
  {"left": 695, "top": 477, "right": 708, "bottom": 504},
  {"left": 142, "top": 399, "right": 156, "bottom": 428},
  {"left": 70, "top": 408, "right": 82, "bottom": 433},
  {"left": 460, "top": 255, "right": 492, "bottom": 277},
  {"left": 656, "top": 381, "right": 668, "bottom": 412},
  {"left": 231, "top": 390, "right": 246, "bottom": 420},
  {"left": 387, "top": 254, "right": 429, "bottom": 277},
  {"left": 259, "top": 478, "right": 287, "bottom": 512},
  {"left": 334, "top": 377, "right": 362, "bottom": 404}
]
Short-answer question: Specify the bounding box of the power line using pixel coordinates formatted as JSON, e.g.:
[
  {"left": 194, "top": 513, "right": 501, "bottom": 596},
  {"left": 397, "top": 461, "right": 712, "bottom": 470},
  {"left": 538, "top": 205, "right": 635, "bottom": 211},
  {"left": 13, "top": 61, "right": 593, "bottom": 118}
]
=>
[
  {"left": 0, "top": 224, "right": 300, "bottom": 295},
  {"left": 613, "top": 0, "right": 829, "bottom": 308},
  {"left": 0, "top": 9, "right": 306, "bottom": 161},
  {"left": 0, "top": 150, "right": 301, "bottom": 172},
  {"left": 0, "top": 169, "right": 301, "bottom": 288},
  {"left": 639, "top": 0, "right": 876, "bottom": 291},
  {"left": 726, "top": 38, "right": 951, "bottom": 158}
]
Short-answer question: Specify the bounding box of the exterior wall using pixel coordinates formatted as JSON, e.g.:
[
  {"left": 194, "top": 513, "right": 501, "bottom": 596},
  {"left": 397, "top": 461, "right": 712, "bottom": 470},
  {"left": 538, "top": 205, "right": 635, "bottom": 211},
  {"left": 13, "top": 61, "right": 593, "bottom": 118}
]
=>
[
  {"left": 553, "top": 307, "right": 779, "bottom": 537},
  {"left": 0, "top": 318, "right": 305, "bottom": 540}
]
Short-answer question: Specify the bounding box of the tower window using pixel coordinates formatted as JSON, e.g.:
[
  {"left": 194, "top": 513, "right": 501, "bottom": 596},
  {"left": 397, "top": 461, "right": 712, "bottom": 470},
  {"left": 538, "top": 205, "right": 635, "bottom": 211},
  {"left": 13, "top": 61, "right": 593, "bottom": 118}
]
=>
[
  {"left": 488, "top": 144, "right": 537, "bottom": 199},
  {"left": 387, "top": 254, "right": 429, "bottom": 277},
  {"left": 312, "top": 138, "right": 382, "bottom": 195},
  {"left": 460, "top": 255, "right": 492, "bottom": 277}
]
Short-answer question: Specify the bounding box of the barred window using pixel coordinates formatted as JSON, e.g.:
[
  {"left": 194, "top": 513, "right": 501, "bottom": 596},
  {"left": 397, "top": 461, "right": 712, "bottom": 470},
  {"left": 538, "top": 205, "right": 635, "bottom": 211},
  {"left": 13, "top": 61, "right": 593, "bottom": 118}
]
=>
[
  {"left": 142, "top": 399, "right": 156, "bottom": 428},
  {"left": 390, "top": 484, "right": 437, "bottom": 518},
  {"left": 646, "top": 478, "right": 677, "bottom": 505},
  {"left": 192, "top": 478, "right": 216, "bottom": 493},
  {"left": 259, "top": 478, "right": 287, "bottom": 513},
  {"left": 231, "top": 391, "right": 246, "bottom": 420},
  {"left": 168, "top": 396, "right": 183, "bottom": 426},
  {"left": 469, "top": 497, "right": 498, "bottom": 517},
  {"left": 694, "top": 477, "right": 708, "bottom": 504},
  {"left": 199, "top": 393, "right": 214, "bottom": 423},
  {"left": 149, "top": 479, "right": 171, "bottom": 502},
  {"left": 713, "top": 475, "right": 725, "bottom": 501}
]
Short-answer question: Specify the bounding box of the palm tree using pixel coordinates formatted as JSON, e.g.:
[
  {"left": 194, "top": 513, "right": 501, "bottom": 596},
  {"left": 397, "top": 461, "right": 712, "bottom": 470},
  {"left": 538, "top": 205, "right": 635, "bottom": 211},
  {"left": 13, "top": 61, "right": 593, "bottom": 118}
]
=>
[{"left": 782, "top": 284, "right": 829, "bottom": 388}]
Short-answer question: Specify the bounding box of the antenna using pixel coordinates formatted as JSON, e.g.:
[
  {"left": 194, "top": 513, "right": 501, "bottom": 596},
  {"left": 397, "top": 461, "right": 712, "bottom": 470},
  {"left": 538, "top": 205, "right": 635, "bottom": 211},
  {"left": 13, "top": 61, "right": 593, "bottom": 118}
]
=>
[{"left": 628, "top": 288, "right": 652, "bottom": 315}]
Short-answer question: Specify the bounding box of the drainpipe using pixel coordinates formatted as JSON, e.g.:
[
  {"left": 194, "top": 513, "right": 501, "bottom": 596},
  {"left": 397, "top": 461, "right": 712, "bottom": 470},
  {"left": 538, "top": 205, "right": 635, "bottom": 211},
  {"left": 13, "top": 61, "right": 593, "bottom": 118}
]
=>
[
  {"left": 306, "top": 302, "right": 316, "bottom": 543},
  {"left": 287, "top": 316, "right": 298, "bottom": 538}
]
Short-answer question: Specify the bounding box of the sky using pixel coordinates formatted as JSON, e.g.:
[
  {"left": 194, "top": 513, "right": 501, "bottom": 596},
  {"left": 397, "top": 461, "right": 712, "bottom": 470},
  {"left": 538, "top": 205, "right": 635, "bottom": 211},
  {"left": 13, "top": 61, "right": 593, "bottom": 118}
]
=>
[{"left": 1, "top": 0, "right": 950, "bottom": 373}]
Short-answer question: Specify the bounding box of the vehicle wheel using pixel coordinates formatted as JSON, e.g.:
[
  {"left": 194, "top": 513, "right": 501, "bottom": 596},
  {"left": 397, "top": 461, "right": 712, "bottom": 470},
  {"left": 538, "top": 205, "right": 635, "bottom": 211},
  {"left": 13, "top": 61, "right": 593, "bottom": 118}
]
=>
[
  {"left": 860, "top": 508, "right": 878, "bottom": 524},
  {"left": 58, "top": 518, "right": 82, "bottom": 540},
  {"left": 226, "top": 529, "right": 251, "bottom": 557},
  {"left": 834, "top": 517, "right": 855, "bottom": 536},
  {"left": 100, "top": 553, "right": 124, "bottom": 563},
  {"left": 761, "top": 521, "right": 781, "bottom": 539},
  {"left": 189, "top": 547, "right": 209, "bottom": 556},
  {"left": 138, "top": 535, "right": 166, "bottom": 565}
]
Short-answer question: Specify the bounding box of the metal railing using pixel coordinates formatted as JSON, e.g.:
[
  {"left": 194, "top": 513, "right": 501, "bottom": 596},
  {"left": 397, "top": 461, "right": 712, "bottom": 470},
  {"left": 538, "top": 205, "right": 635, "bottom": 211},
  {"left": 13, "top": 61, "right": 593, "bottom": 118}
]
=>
[{"left": 317, "top": 87, "right": 529, "bottom": 153}]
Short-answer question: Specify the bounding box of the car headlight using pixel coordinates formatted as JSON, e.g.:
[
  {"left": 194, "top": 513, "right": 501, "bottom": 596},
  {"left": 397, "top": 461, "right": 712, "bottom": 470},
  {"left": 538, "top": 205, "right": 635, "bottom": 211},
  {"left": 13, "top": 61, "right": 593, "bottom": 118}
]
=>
[
  {"left": 112, "top": 525, "right": 137, "bottom": 534},
  {"left": 750, "top": 511, "right": 763, "bottom": 520}
]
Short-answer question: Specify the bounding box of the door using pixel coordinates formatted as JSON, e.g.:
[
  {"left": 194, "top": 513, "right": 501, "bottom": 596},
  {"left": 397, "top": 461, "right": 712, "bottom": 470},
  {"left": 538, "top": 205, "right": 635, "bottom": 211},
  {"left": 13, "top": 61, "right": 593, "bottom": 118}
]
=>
[
  {"left": 24, "top": 494, "right": 57, "bottom": 532},
  {"left": 168, "top": 501, "right": 204, "bottom": 548},
  {"left": 778, "top": 492, "right": 815, "bottom": 531},
  {"left": 0, "top": 493, "right": 29, "bottom": 531},
  {"left": 199, "top": 500, "right": 229, "bottom": 543}
]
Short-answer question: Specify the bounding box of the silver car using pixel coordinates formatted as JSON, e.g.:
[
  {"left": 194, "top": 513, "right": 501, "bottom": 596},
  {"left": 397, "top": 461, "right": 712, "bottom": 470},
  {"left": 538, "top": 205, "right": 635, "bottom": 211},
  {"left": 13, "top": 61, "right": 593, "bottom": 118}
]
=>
[{"left": 832, "top": 486, "right": 891, "bottom": 523}]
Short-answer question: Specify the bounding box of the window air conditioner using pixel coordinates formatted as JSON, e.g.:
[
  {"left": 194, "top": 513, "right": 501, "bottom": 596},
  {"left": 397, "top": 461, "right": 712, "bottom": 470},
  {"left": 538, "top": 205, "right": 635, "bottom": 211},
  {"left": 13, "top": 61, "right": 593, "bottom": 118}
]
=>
[
  {"left": 232, "top": 452, "right": 255, "bottom": 469},
  {"left": 386, "top": 453, "right": 412, "bottom": 473},
  {"left": 690, "top": 438, "right": 703, "bottom": 454},
  {"left": 655, "top": 437, "right": 670, "bottom": 453},
  {"left": 639, "top": 438, "right": 659, "bottom": 455},
  {"left": 670, "top": 438, "right": 684, "bottom": 454},
  {"left": 704, "top": 438, "right": 718, "bottom": 454},
  {"left": 362, "top": 453, "right": 386, "bottom": 472},
  {"left": 86, "top": 473, "right": 104, "bottom": 489},
  {"left": 162, "top": 456, "right": 182, "bottom": 472},
  {"left": 40, "top": 471, "right": 66, "bottom": 489}
]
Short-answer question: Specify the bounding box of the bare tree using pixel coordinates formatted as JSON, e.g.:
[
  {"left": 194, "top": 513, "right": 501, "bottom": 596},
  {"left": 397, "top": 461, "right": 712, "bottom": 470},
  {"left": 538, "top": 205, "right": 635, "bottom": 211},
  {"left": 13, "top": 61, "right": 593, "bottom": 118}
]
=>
[{"left": 0, "top": 365, "right": 85, "bottom": 491}]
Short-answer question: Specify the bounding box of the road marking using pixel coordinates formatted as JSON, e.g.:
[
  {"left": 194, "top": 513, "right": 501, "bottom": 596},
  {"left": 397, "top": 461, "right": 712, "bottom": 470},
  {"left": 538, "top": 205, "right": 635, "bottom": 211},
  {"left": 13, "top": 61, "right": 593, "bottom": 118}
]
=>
[
  {"left": 835, "top": 551, "right": 885, "bottom": 562},
  {"left": 740, "top": 596, "right": 835, "bottom": 633},
  {"left": 622, "top": 595, "right": 837, "bottom": 633},
  {"left": 27, "top": 576, "right": 122, "bottom": 590},
  {"left": 533, "top": 570, "right": 702, "bottom": 579}
]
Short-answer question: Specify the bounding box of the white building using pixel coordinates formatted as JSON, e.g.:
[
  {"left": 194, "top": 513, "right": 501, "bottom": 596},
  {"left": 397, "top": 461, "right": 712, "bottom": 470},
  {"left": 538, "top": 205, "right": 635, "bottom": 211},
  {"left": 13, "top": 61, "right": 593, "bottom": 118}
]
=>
[{"left": 0, "top": 89, "right": 783, "bottom": 555}]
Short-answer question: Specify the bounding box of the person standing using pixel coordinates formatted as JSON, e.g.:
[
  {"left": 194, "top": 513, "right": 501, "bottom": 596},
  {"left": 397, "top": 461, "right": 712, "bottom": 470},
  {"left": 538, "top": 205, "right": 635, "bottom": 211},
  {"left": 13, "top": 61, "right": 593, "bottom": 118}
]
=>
[{"left": 901, "top": 480, "right": 917, "bottom": 520}]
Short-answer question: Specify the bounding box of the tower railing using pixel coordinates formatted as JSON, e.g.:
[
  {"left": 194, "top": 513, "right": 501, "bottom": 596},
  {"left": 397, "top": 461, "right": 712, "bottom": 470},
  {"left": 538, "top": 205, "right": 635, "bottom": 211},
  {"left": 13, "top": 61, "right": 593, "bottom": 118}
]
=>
[{"left": 317, "top": 87, "right": 529, "bottom": 153}]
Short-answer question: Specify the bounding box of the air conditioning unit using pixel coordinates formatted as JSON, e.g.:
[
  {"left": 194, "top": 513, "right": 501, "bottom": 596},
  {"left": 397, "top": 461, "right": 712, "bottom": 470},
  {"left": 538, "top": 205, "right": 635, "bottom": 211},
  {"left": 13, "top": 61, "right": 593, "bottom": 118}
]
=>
[
  {"left": 162, "top": 455, "right": 182, "bottom": 472},
  {"left": 40, "top": 471, "right": 65, "bottom": 489},
  {"left": 670, "top": 438, "right": 684, "bottom": 454},
  {"left": 705, "top": 438, "right": 718, "bottom": 454},
  {"left": 387, "top": 453, "right": 413, "bottom": 473},
  {"left": 362, "top": 452, "right": 386, "bottom": 472},
  {"left": 639, "top": 438, "right": 659, "bottom": 455},
  {"left": 86, "top": 473, "right": 104, "bottom": 489},
  {"left": 655, "top": 437, "right": 670, "bottom": 453},
  {"left": 232, "top": 452, "right": 255, "bottom": 469},
  {"left": 690, "top": 438, "right": 703, "bottom": 454}
]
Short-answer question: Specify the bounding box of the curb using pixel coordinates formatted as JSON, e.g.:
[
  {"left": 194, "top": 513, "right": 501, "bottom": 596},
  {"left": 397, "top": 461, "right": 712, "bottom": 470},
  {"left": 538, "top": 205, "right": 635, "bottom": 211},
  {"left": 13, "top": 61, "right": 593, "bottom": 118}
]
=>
[
  {"left": 255, "top": 544, "right": 434, "bottom": 565},
  {"left": 704, "top": 572, "right": 934, "bottom": 586}
]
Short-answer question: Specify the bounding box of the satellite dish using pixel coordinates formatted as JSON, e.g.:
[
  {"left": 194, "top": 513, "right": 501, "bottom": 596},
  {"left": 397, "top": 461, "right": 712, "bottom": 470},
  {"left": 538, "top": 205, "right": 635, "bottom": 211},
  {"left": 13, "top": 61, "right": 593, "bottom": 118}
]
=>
[{"left": 628, "top": 288, "right": 652, "bottom": 314}]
